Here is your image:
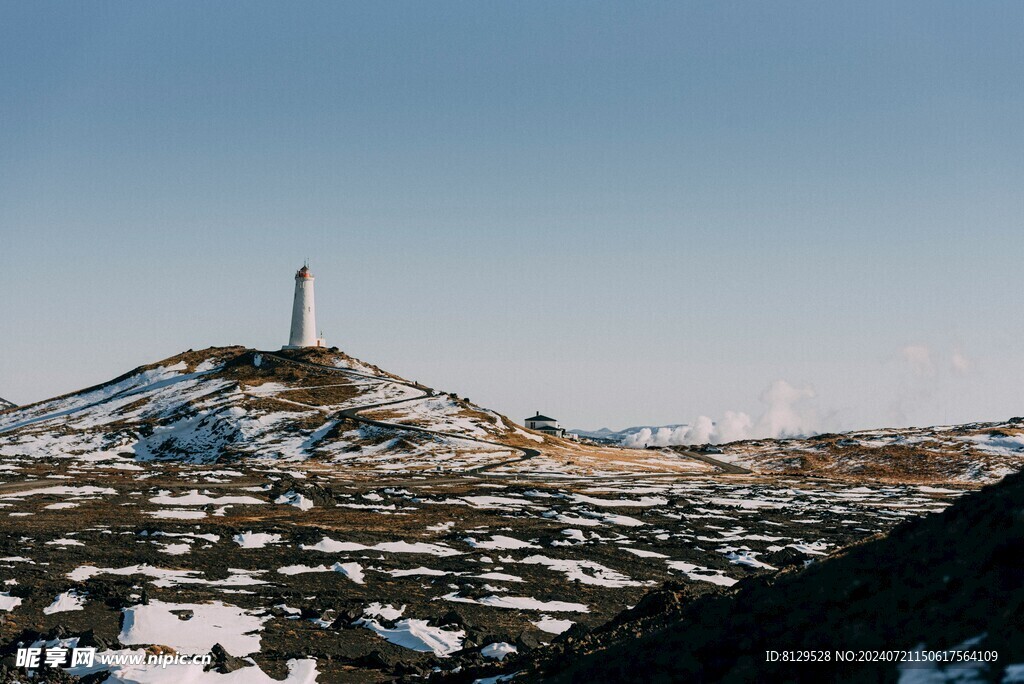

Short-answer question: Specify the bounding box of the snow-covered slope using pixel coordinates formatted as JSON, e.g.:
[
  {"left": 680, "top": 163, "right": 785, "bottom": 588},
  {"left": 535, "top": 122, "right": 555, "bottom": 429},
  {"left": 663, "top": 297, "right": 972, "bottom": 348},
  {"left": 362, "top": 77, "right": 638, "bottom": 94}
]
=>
[
  {"left": 0, "top": 397, "right": 14, "bottom": 411},
  {"left": 0, "top": 346, "right": 551, "bottom": 469}
]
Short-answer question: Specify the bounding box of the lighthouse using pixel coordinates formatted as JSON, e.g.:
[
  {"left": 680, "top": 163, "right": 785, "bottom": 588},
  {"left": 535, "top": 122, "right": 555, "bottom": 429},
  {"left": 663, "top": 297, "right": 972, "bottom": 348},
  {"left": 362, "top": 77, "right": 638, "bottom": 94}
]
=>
[{"left": 284, "top": 265, "right": 323, "bottom": 349}]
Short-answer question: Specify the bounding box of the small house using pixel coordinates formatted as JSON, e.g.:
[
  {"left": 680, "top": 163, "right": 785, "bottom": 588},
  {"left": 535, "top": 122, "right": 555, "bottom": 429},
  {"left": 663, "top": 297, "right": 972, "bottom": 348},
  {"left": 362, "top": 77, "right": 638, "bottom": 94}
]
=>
[{"left": 525, "top": 412, "right": 567, "bottom": 438}]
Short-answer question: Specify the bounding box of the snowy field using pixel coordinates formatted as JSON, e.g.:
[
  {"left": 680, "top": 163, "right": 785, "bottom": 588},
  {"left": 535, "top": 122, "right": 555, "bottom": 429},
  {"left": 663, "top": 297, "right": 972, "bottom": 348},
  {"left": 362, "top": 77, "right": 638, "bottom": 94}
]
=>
[{"left": 0, "top": 462, "right": 969, "bottom": 682}]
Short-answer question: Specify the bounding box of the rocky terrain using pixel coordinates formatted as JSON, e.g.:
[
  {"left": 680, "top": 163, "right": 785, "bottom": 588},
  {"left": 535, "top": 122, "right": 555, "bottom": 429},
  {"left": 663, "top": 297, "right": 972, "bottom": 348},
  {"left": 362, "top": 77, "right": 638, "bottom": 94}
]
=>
[
  {"left": 685, "top": 422, "right": 1024, "bottom": 484},
  {"left": 0, "top": 346, "right": 1017, "bottom": 682},
  {"left": 0, "top": 398, "right": 14, "bottom": 411},
  {"left": 492, "top": 468, "right": 1024, "bottom": 684}
]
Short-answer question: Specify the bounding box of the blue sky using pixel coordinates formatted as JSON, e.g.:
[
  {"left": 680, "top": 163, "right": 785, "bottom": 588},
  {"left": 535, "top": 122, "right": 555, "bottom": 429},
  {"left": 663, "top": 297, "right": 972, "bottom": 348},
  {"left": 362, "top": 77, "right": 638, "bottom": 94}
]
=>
[{"left": 1, "top": 2, "right": 1022, "bottom": 432}]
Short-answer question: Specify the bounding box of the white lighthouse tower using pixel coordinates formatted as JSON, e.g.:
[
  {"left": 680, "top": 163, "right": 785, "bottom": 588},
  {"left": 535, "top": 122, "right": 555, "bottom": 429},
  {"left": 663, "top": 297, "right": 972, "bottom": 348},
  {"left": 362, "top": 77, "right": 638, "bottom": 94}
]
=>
[{"left": 284, "top": 264, "right": 323, "bottom": 349}]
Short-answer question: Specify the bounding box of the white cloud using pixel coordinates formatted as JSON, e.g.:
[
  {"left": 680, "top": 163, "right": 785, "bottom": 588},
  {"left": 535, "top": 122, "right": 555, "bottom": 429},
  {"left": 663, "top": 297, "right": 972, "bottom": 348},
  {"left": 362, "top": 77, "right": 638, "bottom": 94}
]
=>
[
  {"left": 717, "top": 410, "right": 753, "bottom": 443},
  {"left": 622, "top": 380, "right": 819, "bottom": 448},
  {"left": 951, "top": 349, "right": 971, "bottom": 375},
  {"left": 888, "top": 343, "right": 976, "bottom": 425},
  {"left": 622, "top": 341, "right": 982, "bottom": 449},
  {"left": 753, "top": 380, "right": 818, "bottom": 439},
  {"left": 900, "top": 345, "right": 935, "bottom": 378}
]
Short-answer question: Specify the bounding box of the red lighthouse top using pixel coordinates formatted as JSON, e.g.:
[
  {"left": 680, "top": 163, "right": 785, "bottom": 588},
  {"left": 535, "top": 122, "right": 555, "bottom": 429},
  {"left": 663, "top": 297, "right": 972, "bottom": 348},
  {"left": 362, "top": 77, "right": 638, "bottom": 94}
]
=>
[{"left": 295, "top": 265, "right": 313, "bottom": 279}]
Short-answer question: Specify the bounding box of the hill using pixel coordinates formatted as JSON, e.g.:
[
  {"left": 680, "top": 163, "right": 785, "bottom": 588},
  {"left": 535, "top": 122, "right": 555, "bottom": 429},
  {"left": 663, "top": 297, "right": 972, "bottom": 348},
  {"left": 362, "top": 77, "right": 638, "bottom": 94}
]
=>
[
  {"left": 577, "top": 419, "right": 1023, "bottom": 484},
  {"left": 678, "top": 421, "right": 1024, "bottom": 485},
  {"left": 0, "top": 346, "right": 695, "bottom": 477}
]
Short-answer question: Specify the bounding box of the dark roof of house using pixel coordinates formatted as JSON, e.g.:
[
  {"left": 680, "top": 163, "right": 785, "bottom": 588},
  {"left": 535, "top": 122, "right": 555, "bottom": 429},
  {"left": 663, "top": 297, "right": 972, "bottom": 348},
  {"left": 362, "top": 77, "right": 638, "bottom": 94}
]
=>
[{"left": 527, "top": 414, "right": 556, "bottom": 422}]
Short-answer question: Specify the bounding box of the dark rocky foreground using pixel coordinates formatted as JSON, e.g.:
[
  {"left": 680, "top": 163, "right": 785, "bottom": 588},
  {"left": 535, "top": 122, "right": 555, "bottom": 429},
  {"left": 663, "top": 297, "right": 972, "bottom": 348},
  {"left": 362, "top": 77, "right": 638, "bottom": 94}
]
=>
[{"left": 465, "top": 469, "right": 1024, "bottom": 683}]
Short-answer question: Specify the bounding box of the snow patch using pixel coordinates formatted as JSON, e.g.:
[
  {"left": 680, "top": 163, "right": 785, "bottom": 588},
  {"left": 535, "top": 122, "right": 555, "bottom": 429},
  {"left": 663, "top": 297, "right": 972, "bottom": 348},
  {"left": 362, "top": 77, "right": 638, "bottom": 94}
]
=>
[
  {"left": 43, "top": 590, "right": 86, "bottom": 614},
  {"left": 119, "top": 599, "right": 268, "bottom": 657},
  {"left": 356, "top": 618, "right": 465, "bottom": 657}
]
